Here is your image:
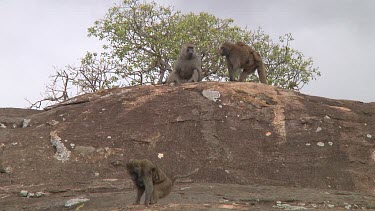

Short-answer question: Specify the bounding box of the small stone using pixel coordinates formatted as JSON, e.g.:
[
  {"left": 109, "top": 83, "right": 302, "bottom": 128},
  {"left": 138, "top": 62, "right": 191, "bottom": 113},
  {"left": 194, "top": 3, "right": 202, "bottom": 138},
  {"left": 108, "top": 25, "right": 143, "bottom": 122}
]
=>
[
  {"left": 191, "top": 109, "right": 200, "bottom": 116},
  {"left": 176, "top": 116, "right": 184, "bottom": 122},
  {"left": 22, "top": 119, "right": 31, "bottom": 128},
  {"left": 328, "top": 142, "right": 333, "bottom": 146},
  {"left": 107, "top": 136, "right": 112, "bottom": 139},
  {"left": 47, "top": 120, "right": 59, "bottom": 126},
  {"left": 316, "top": 127, "right": 322, "bottom": 132},
  {"left": 75, "top": 146, "right": 96, "bottom": 155},
  {"left": 202, "top": 90, "right": 220, "bottom": 102},
  {"left": 0, "top": 123, "right": 6, "bottom": 128},
  {"left": 327, "top": 204, "right": 335, "bottom": 208},
  {"left": 317, "top": 142, "right": 325, "bottom": 147},
  {"left": 345, "top": 204, "right": 352, "bottom": 209},
  {"left": 367, "top": 134, "right": 372, "bottom": 139},
  {"left": 218, "top": 105, "right": 223, "bottom": 108},
  {"left": 158, "top": 153, "right": 164, "bottom": 159},
  {"left": 35, "top": 192, "right": 45, "bottom": 197},
  {"left": 19, "top": 190, "right": 28, "bottom": 197},
  {"left": 70, "top": 143, "right": 75, "bottom": 148},
  {"left": 180, "top": 187, "right": 191, "bottom": 191},
  {"left": 11, "top": 142, "right": 18, "bottom": 146},
  {"left": 225, "top": 170, "right": 230, "bottom": 174},
  {"left": 65, "top": 197, "right": 90, "bottom": 208},
  {"left": 324, "top": 115, "right": 331, "bottom": 119},
  {"left": 5, "top": 167, "right": 13, "bottom": 173},
  {"left": 266, "top": 132, "right": 272, "bottom": 136},
  {"left": 27, "top": 192, "right": 35, "bottom": 198},
  {"left": 306, "top": 143, "right": 311, "bottom": 146},
  {"left": 95, "top": 173, "right": 99, "bottom": 177},
  {"left": 103, "top": 179, "right": 118, "bottom": 182}
]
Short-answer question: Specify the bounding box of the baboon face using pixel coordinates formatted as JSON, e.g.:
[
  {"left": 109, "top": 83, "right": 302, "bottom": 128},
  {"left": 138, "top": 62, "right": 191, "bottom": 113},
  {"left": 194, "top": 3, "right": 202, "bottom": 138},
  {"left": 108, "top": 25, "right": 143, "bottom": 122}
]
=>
[
  {"left": 184, "top": 44, "right": 195, "bottom": 59},
  {"left": 219, "top": 43, "right": 231, "bottom": 56},
  {"left": 126, "top": 159, "right": 145, "bottom": 188}
]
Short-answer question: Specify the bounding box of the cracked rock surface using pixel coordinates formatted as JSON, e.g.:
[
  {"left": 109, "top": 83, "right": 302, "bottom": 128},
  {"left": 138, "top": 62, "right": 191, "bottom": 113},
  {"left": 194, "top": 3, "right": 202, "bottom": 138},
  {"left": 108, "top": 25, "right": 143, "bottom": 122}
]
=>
[{"left": 0, "top": 82, "right": 374, "bottom": 210}]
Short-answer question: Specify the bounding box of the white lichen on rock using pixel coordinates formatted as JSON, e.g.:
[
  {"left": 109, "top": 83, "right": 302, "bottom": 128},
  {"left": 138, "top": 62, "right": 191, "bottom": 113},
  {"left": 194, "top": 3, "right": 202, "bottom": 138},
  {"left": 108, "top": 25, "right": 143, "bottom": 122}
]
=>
[
  {"left": 65, "top": 197, "right": 90, "bottom": 207},
  {"left": 202, "top": 90, "right": 220, "bottom": 102},
  {"left": 50, "top": 131, "right": 71, "bottom": 162},
  {"left": 22, "top": 119, "right": 31, "bottom": 128}
]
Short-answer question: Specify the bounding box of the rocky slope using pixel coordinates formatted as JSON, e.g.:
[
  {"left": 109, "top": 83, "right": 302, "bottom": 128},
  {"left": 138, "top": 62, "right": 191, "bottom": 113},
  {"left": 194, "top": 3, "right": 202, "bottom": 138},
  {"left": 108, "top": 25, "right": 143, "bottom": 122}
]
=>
[{"left": 0, "top": 82, "right": 374, "bottom": 210}]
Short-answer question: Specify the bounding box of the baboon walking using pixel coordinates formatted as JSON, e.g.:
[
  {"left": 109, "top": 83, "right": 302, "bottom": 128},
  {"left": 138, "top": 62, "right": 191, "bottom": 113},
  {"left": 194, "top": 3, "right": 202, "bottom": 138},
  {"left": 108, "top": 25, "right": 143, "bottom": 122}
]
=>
[
  {"left": 220, "top": 41, "right": 267, "bottom": 83},
  {"left": 126, "top": 159, "right": 198, "bottom": 206}
]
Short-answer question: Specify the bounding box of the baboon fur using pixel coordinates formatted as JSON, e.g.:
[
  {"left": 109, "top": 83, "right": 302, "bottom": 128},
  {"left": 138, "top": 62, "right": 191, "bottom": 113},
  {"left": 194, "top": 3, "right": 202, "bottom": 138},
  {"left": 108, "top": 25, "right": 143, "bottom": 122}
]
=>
[
  {"left": 220, "top": 41, "right": 267, "bottom": 83},
  {"left": 126, "top": 159, "right": 198, "bottom": 206}
]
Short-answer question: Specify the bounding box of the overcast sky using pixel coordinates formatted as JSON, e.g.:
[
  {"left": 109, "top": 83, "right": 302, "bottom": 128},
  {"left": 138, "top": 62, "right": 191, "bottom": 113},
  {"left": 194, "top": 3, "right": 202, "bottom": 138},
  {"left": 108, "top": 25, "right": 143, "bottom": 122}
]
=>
[{"left": 0, "top": 0, "right": 374, "bottom": 108}]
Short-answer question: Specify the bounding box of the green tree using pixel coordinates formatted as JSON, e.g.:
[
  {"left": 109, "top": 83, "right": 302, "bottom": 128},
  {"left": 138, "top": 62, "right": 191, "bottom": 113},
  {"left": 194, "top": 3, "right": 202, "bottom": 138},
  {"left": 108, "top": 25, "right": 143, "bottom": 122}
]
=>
[{"left": 35, "top": 0, "right": 320, "bottom": 108}]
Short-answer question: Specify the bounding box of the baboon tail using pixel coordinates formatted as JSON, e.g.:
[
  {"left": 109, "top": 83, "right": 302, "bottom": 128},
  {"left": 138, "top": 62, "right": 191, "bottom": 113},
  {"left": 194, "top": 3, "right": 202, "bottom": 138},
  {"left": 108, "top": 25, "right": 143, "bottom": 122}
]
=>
[{"left": 172, "top": 168, "right": 199, "bottom": 183}]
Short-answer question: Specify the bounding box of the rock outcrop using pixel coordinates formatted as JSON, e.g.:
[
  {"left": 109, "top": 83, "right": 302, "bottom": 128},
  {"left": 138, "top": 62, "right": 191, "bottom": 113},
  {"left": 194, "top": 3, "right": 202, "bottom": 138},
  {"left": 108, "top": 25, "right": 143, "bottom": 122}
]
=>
[{"left": 0, "top": 82, "right": 374, "bottom": 197}]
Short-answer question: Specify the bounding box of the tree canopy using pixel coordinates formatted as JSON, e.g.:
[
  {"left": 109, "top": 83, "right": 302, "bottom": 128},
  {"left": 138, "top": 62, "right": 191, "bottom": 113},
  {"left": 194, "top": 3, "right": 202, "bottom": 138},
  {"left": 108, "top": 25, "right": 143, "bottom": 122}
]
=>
[{"left": 34, "top": 0, "right": 320, "bottom": 108}]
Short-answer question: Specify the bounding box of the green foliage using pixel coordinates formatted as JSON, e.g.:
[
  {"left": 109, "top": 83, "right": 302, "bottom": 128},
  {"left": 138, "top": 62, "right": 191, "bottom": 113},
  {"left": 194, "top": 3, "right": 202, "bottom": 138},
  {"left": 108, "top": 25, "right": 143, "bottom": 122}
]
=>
[
  {"left": 86, "top": 0, "right": 319, "bottom": 89},
  {"left": 40, "top": 0, "right": 320, "bottom": 108}
]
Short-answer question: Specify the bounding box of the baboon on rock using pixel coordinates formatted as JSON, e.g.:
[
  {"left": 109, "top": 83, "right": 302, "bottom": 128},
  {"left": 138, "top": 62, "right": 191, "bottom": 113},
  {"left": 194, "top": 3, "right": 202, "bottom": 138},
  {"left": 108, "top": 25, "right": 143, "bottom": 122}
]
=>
[
  {"left": 166, "top": 43, "right": 203, "bottom": 84},
  {"left": 220, "top": 41, "right": 267, "bottom": 83}
]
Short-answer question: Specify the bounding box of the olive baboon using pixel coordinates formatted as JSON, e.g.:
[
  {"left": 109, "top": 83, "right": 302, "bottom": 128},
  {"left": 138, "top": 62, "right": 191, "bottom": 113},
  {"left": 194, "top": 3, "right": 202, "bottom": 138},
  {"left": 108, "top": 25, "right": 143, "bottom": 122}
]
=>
[
  {"left": 126, "top": 159, "right": 199, "bottom": 206},
  {"left": 219, "top": 41, "right": 267, "bottom": 83},
  {"left": 166, "top": 43, "right": 203, "bottom": 84}
]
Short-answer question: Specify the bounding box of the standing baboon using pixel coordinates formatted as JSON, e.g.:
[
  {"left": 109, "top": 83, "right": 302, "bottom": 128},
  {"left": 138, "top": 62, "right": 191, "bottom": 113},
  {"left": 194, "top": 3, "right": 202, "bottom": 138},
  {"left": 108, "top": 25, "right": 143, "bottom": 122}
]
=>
[
  {"left": 219, "top": 41, "right": 267, "bottom": 83},
  {"left": 126, "top": 159, "right": 198, "bottom": 206},
  {"left": 166, "top": 43, "right": 203, "bottom": 85}
]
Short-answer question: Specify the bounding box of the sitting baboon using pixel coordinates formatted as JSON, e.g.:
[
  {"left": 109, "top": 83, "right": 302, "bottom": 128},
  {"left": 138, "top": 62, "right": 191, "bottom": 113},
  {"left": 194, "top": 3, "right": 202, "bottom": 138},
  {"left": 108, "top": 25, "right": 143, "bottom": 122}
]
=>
[
  {"left": 219, "top": 41, "right": 267, "bottom": 83},
  {"left": 126, "top": 159, "right": 199, "bottom": 206},
  {"left": 166, "top": 43, "right": 203, "bottom": 85}
]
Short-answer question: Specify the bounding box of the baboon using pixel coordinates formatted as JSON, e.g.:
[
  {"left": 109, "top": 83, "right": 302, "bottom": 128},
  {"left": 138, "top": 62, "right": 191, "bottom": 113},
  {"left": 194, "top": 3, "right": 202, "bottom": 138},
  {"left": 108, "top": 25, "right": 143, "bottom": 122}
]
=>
[
  {"left": 126, "top": 159, "right": 199, "bottom": 206},
  {"left": 166, "top": 43, "right": 203, "bottom": 85},
  {"left": 219, "top": 41, "right": 267, "bottom": 83}
]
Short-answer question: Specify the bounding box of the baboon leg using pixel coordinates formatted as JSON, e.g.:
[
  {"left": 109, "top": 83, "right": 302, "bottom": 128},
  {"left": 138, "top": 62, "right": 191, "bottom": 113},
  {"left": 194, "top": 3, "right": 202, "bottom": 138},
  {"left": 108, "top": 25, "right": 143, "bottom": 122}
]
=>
[
  {"left": 239, "top": 66, "right": 256, "bottom": 82},
  {"left": 151, "top": 190, "right": 158, "bottom": 204},
  {"left": 228, "top": 63, "right": 236, "bottom": 81},
  {"left": 257, "top": 63, "right": 267, "bottom": 84},
  {"left": 143, "top": 176, "right": 154, "bottom": 206},
  {"left": 252, "top": 51, "right": 267, "bottom": 84},
  {"left": 252, "top": 51, "right": 262, "bottom": 63},
  {"left": 238, "top": 70, "right": 250, "bottom": 82},
  {"left": 135, "top": 188, "right": 144, "bottom": 204},
  {"left": 188, "top": 69, "right": 199, "bottom": 82},
  {"left": 166, "top": 72, "right": 181, "bottom": 85}
]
